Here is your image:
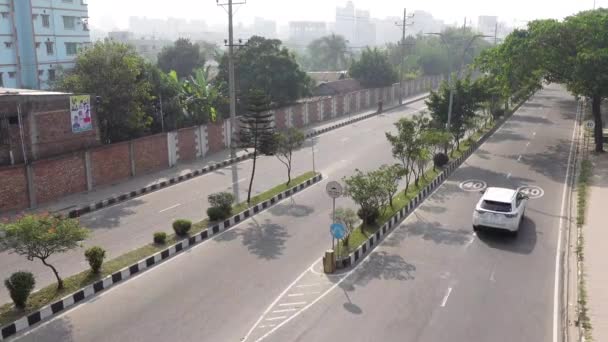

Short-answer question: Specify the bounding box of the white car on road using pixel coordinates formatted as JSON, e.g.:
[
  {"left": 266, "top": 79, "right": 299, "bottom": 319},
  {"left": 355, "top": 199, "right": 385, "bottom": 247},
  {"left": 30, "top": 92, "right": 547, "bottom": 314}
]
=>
[{"left": 472, "top": 187, "right": 528, "bottom": 235}]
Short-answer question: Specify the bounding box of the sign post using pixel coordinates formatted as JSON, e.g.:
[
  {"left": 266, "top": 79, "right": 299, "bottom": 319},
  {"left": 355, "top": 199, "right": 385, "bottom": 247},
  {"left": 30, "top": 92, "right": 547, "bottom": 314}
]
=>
[{"left": 326, "top": 181, "right": 343, "bottom": 250}]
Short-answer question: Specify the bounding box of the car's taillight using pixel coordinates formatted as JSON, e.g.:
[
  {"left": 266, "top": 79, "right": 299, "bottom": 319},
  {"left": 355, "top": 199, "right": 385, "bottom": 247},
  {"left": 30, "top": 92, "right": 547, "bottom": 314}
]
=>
[{"left": 504, "top": 213, "right": 517, "bottom": 218}]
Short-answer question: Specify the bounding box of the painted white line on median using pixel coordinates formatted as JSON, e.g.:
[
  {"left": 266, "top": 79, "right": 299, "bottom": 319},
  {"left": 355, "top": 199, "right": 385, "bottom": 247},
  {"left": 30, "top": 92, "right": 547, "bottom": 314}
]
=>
[
  {"left": 287, "top": 293, "right": 306, "bottom": 297},
  {"left": 272, "top": 308, "right": 297, "bottom": 313},
  {"left": 266, "top": 316, "right": 287, "bottom": 321},
  {"left": 440, "top": 287, "right": 453, "bottom": 307},
  {"left": 278, "top": 301, "right": 307, "bottom": 307},
  {"left": 490, "top": 270, "right": 496, "bottom": 282},
  {"left": 517, "top": 155, "right": 522, "bottom": 162},
  {"left": 506, "top": 173, "right": 512, "bottom": 179},
  {"left": 296, "top": 284, "right": 320, "bottom": 288},
  {"left": 553, "top": 100, "right": 579, "bottom": 342},
  {"left": 159, "top": 203, "right": 181, "bottom": 213}
]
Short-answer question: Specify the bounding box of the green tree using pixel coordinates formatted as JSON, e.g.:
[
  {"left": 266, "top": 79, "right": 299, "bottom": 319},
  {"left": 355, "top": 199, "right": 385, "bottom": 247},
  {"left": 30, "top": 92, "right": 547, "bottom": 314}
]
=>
[
  {"left": 307, "top": 34, "right": 349, "bottom": 71},
  {"left": 175, "top": 68, "right": 220, "bottom": 125},
  {"left": 386, "top": 116, "right": 429, "bottom": 193},
  {"left": 57, "top": 41, "right": 154, "bottom": 143},
  {"left": 377, "top": 164, "right": 406, "bottom": 208},
  {"left": 274, "top": 128, "right": 306, "bottom": 186},
  {"left": 144, "top": 63, "right": 182, "bottom": 132},
  {"left": 421, "top": 128, "right": 452, "bottom": 171},
  {"left": 157, "top": 38, "right": 206, "bottom": 79},
  {"left": 5, "top": 271, "right": 35, "bottom": 309},
  {"left": 426, "top": 77, "right": 484, "bottom": 150},
  {"left": 343, "top": 169, "right": 387, "bottom": 225},
  {"left": 0, "top": 215, "right": 89, "bottom": 290},
  {"left": 236, "top": 89, "right": 277, "bottom": 204},
  {"left": 216, "top": 36, "right": 313, "bottom": 108},
  {"left": 349, "top": 47, "right": 398, "bottom": 88}
]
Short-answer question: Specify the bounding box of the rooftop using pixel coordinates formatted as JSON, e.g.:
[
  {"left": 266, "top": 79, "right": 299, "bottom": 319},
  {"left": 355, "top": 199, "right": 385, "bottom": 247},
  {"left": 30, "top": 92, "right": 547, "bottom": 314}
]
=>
[{"left": 0, "top": 88, "right": 70, "bottom": 96}]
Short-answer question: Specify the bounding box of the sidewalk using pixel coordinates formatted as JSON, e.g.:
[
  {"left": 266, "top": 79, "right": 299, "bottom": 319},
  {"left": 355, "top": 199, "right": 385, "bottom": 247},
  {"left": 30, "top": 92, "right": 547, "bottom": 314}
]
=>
[
  {"left": 9, "top": 92, "right": 429, "bottom": 218},
  {"left": 583, "top": 153, "right": 608, "bottom": 341}
]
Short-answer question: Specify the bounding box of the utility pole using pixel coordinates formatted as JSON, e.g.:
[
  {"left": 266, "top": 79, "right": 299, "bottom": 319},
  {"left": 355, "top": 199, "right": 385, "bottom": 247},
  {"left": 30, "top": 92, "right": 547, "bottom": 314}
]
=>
[
  {"left": 218, "top": 0, "right": 246, "bottom": 202},
  {"left": 494, "top": 22, "right": 498, "bottom": 46},
  {"left": 396, "top": 9, "right": 414, "bottom": 105}
]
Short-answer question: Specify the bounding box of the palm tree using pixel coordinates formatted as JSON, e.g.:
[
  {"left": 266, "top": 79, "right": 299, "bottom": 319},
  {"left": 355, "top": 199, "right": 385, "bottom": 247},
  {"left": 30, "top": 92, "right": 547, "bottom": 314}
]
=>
[{"left": 308, "top": 34, "right": 349, "bottom": 71}]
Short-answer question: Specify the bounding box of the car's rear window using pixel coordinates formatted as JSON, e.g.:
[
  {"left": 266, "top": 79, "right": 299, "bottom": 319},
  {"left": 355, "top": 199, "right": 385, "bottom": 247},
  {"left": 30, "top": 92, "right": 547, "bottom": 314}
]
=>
[{"left": 481, "top": 200, "right": 512, "bottom": 212}]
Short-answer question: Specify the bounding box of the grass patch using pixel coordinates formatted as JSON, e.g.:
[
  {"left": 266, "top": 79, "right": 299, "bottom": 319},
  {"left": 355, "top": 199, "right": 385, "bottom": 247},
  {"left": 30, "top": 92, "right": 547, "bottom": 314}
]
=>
[
  {"left": 576, "top": 159, "right": 593, "bottom": 339},
  {"left": 0, "top": 171, "right": 318, "bottom": 327}
]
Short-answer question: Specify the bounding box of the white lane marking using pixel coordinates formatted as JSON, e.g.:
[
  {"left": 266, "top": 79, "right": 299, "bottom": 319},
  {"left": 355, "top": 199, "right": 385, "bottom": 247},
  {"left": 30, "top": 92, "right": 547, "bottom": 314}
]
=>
[
  {"left": 553, "top": 100, "right": 579, "bottom": 342},
  {"left": 266, "top": 316, "right": 287, "bottom": 321},
  {"left": 440, "top": 287, "right": 453, "bottom": 307},
  {"left": 490, "top": 270, "right": 496, "bottom": 282},
  {"left": 340, "top": 137, "right": 350, "bottom": 143},
  {"left": 287, "top": 293, "right": 305, "bottom": 297},
  {"left": 278, "top": 301, "right": 307, "bottom": 307},
  {"left": 272, "top": 308, "right": 297, "bottom": 313},
  {"left": 296, "top": 284, "right": 320, "bottom": 288},
  {"left": 517, "top": 155, "right": 522, "bottom": 162},
  {"left": 234, "top": 177, "right": 248, "bottom": 184},
  {"left": 158, "top": 203, "right": 181, "bottom": 213},
  {"left": 526, "top": 142, "right": 531, "bottom": 147},
  {"left": 506, "top": 173, "right": 512, "bottom": 179},
  {"left": 533, "top": 131, "right": 537, "bottom": 136}
]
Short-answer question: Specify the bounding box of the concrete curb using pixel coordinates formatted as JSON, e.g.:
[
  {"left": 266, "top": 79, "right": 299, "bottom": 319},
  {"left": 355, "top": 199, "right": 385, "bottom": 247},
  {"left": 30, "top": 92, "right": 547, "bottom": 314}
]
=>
[
  {"left": 66, "top": 152, "right": 255, "bottom": 218},
  {"left": 336, "top": 108, "right": 516, "bottom": 269},
  {"left": 64, "top": 93, "right": 429, "bottom": 219},
  {"left": 0, "top": 173, "right": 324, "bottom": 340}
]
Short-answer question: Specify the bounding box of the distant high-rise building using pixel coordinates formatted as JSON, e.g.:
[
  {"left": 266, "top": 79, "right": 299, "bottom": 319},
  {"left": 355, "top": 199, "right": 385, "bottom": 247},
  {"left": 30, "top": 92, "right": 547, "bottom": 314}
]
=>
[
  {"left": 334, "top": 2, "right": 376, "bottom": 47},
  {"left": 408, "top": 11, "right": 444, "bottom": 36},
  {"left": 0, "top": 0, "right": 91, "bottom": 89},
  {"left": 374, "top": 17, "right": 401, "bottom": 46},
  {"left": 335, "top": 1, "right": 356, "bottom": 43},
  {"left": 288, "top": 21, "right": 327, "bottom": 46}
]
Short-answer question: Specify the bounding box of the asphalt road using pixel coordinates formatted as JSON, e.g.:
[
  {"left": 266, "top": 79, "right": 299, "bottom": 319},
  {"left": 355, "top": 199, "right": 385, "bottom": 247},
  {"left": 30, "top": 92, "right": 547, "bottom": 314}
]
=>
[
  {"left": 0, "top": 100, "right": 427, "bottom": 312},
  {"left": 259, "top": 84, "right": 578, "bottom": 342}
]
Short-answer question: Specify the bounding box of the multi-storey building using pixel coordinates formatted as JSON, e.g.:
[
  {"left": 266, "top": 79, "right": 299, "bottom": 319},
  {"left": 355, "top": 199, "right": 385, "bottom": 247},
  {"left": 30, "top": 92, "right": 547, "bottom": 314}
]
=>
[{"left": 0, "top": 0, "right": 91, "bottom": 89}]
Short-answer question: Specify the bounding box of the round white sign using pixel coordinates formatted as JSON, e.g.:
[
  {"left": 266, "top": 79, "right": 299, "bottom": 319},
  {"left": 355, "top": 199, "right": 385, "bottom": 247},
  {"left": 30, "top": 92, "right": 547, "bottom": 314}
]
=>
[
  {"left": 326, "top": 181, "right": 343, "bottom": 198},
  {"left": 585, "top": 120, "right": 595, "bottom": 130},
  {"left": 459, "top": 179, "right": 487, "bottom": 192}
]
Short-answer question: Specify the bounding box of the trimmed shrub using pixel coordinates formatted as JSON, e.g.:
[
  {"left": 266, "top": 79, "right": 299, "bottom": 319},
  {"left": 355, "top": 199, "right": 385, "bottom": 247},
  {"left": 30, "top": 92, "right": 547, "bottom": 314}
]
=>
[
  {"left": 207, "top": 192, "right": 235, "bottom": 220},
  {"left": 357, "top": 207, "right": 380, "bottom": 225},
  {"left": 172, "top": 219, "right": 192, "bottom": 236},
  {"left": 84, "top": 246, "right": 106, "bottom": 274},
  {"left": 154, "top": 232, "right": 167, "bottom": 244},
  {"left": 207, "top": 206, "right": 227, "bottom": 222},
  {"left": 5, "top": 271, "right": 35, "bottom": 309},
  {"left": 433, "top": 153, "right": 449, "bottom": 168}
]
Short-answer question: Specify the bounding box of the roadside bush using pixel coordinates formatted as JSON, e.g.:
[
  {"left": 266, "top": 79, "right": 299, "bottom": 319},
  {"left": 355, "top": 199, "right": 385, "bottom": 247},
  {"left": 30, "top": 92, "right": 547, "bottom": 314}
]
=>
[
  {"left": 207, "top": 192, "right": 235, "bottom": 220},
  {"left": 357, "top": 207, "right": 380, "bottom": 225},
  {"left": 172, "top": 219, "right": 192, "bottom": 236},
  {"left": 207, "top": 207, "right": 227, "bottom": 222},
  {"left": 84, "top": 246, "right": 106, "bottom": 274},
  {"left": 154, "top": 232, "right": 167, "bottom": 244},
  {"left": 4, "top": 271, "right": 35, "bottom": 309},
  {"left": 433, "top": 153, "right": 449, "bottom": 168}
]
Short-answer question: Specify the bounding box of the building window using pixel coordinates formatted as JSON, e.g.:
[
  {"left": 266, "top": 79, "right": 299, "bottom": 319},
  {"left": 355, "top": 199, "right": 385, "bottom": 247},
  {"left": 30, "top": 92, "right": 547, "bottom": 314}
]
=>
[
  {"left": 48, "top": 69, "right": 56, "bottom": 81},
  {"left": 63, "top": 16, "right": 76, "bottom": 30},
  {"left": 62, "top": 0, "right": 74, "bottom": 3},
  {"left": 0, "top": 12, "right": 8, "bottom": 19},
  {"left": 0, "top": 72, "right": 3, "bottom": 87},
  {"left": 41, "top": 14, "right": 50, "bottom": 28},
  {"left": 38, "top": 70, "right": 44, "bottom": 76},
  {"left": 8, "top": 72, "right": 15, "bottom": 79},
  {"left": 35, "top": 42, "right": 41, "bottom": 48},
  {"left": 65, "top": 42, "right": 78, "bottom": 55},
  {"left": 4, "top": 42, "right": 12, "bottom": 48},
  {"left": 32, "top": 14, "right": 39, "bottom": 20},
  {"left": 46, "top": 41, "right": 54, "bottom": 55}
]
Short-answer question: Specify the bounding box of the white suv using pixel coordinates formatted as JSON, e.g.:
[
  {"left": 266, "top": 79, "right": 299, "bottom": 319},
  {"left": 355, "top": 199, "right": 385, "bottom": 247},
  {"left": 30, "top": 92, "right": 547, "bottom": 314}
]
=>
[{"left": 472, "top": 187, "right": 528, "bottom": 235}]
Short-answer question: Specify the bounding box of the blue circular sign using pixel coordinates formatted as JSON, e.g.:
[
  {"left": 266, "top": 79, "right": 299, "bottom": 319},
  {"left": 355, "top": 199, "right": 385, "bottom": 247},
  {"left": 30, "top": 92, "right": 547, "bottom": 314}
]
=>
[{"left": 330, "top": 223, "right": 346, "bottom": 239}]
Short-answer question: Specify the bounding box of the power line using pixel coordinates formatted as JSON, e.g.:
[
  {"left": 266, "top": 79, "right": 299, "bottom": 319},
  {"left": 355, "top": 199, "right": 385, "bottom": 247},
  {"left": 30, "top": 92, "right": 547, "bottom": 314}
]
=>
[{"left": 395, "top": 8, "right": 414, "bottom": 105}]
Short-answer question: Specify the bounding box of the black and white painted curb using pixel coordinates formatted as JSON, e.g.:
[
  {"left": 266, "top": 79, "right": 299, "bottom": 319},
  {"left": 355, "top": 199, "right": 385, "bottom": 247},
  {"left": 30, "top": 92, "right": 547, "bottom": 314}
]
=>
[
  {"left": 336, "top": 110, "right": 515, "bottom": 269},
  {"left": 304, "top": 94, "right": 429, "bottom": 139},
  {"left": 67, "top": 152, "right": 255, "bottom": 218},
  {"left": 1, "top": 174, "right": 323, "bottom": 341}
]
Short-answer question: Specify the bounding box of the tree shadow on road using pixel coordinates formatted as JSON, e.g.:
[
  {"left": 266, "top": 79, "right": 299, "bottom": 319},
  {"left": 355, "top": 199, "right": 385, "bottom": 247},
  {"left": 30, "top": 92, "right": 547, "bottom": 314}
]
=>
[
  {"left": 269, "top": 200, "right": 315, "bottom": 218},
  {"left": 509, "top": 115, "right": 554, "bottom": 125},
  {"left": 79, "top": 198, "right": 145, "bottom": 229},
  {"left": 240, "top": 219, "right": 290, "bottom": 260},
  {"left": 451, "top": 164, "right": 535, "bottom": 190},
  {"left": 16, "top": 317, "right": 75, "bottom": 342},
  {"left": 476, "top": 216, "right": 537, "bottom": 255},
  {"left": 349, "top": 251, "right": 416, "bottom": 288},
  {"left": 514, "top": 139, "right": 571, "bottom": 183}
]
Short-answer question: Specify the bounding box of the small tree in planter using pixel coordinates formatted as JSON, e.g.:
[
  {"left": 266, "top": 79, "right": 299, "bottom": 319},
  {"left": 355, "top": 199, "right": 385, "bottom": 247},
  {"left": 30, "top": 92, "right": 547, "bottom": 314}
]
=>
[
  {"left": 84, "top": 246, "right": 106, "bottom": 274},
  {"left": 5, "top": 271, "right": 35, "bottom": 310},
  {"left": 0, "top": 214, "right": 89, "bottom": 290},
  {"left": 343, "top": 169, "right": 387, "bottom": 225},
  {"left": 207, "top": 192, "right": 235, "bottom": 221},
  {"left": 274, "top": 128, "right": 306, "bottom": 186}
]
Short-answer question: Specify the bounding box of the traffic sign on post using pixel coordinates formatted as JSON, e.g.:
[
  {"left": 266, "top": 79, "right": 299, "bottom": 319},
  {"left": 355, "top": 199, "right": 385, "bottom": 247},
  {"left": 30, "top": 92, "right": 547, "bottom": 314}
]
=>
[
  {"left": 326, "top": 181, "right": 343, "bottom": 198},
  {"left": 585, "top": 120, "right": 595, "bottom": 131},
  {"left": 330, "top": 223, "right": 346, "bottom": 240}
]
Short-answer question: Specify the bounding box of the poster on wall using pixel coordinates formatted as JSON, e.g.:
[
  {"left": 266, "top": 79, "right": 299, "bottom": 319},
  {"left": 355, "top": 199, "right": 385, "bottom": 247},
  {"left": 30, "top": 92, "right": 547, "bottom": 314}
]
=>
[{"left": 70, "top": 95, "right": 92, "bottom": 133}]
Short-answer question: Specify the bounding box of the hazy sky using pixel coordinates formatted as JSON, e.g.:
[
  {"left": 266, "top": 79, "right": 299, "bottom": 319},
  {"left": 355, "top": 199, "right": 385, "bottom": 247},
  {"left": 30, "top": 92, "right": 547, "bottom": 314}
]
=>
[{"left": 90, "top": 0, "right": 603, "bottom": 31}]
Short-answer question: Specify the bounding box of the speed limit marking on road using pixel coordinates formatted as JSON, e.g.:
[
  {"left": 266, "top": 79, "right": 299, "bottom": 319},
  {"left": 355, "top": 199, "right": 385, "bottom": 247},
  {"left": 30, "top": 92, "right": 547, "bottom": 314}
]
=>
[
  {"left": 517, "top": 185, "right": 545, "bottom": 199},
  {"left": 459, "top": 179, "right": 487, "bottom": 192}
]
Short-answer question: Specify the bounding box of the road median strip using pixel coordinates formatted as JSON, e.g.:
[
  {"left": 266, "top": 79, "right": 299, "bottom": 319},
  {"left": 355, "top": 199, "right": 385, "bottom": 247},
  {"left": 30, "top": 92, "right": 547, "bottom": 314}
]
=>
[{"left": 0, "top": 171, "right": 323, "bottom": 340}]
